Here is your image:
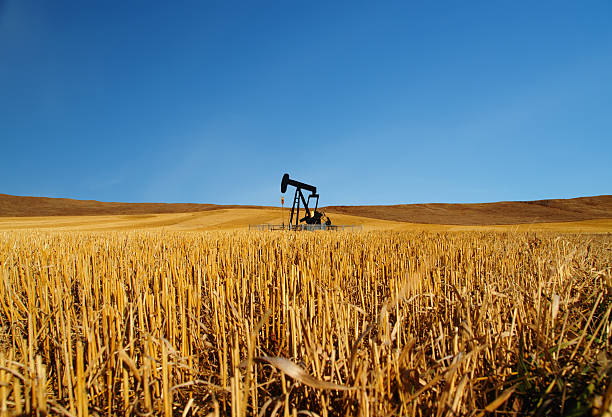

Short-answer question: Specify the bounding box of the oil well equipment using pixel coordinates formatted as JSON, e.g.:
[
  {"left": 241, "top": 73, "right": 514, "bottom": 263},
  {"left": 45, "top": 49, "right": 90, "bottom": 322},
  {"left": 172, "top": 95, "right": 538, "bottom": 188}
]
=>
[
  {"left": 248, "top": 174, "right": 362, "bottom": 231},
  {"left": 280, "top": 173, "right": 331, "bottom": 228}
]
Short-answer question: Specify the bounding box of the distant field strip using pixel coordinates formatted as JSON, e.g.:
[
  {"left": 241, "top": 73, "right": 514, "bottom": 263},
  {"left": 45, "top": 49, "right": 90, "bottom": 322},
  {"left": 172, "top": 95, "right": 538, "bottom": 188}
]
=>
[
  {"left": 2, "top": 194, "right": 611, "bottom": 226},
  {"left": 0, "top": 210, "right": 611, "bottom": 232}
]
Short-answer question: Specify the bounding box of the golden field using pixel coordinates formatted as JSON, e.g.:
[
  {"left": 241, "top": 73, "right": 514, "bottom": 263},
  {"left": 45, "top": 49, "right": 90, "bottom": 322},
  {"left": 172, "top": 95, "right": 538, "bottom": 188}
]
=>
[{"left": 0, "top": 229, "right": 610, "bottom": 416}]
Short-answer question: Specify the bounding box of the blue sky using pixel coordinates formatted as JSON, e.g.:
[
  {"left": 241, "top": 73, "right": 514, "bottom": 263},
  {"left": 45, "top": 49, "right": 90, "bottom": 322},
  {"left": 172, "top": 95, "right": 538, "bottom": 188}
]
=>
[{"left": 1, "top": 1, "right": 610, "bottom": 206}]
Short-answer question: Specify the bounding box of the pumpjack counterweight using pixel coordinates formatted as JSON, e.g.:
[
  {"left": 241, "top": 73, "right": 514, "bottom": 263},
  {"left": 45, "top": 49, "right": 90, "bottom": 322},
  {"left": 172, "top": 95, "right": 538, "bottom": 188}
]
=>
[{"left": 281, "top": 173, "right": 331, "bottom": 228}]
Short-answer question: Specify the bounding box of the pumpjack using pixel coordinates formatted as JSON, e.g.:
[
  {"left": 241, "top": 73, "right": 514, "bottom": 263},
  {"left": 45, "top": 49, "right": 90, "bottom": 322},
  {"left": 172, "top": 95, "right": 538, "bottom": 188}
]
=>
[{"left": 281, "top": 173, "right": 331, "bottom": 228}]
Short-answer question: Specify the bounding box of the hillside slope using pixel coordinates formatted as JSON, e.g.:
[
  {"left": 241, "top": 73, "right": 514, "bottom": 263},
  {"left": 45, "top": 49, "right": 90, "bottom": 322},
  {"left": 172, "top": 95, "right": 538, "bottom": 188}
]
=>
[
  {"left": 0, "top": 194, "right": 264, "bottom": 217},
  {"left": 1, "top": 193, "right": 611, "bottom": 225},
  {"left": 325, "top": 195, "right": 612, "bottom": 225}
]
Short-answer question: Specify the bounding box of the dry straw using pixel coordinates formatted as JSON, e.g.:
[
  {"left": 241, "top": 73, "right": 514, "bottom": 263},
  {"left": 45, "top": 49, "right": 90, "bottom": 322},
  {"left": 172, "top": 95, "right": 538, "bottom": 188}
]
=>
[{"left": 0, "top": 230, "right": 610, "bottom": 416}]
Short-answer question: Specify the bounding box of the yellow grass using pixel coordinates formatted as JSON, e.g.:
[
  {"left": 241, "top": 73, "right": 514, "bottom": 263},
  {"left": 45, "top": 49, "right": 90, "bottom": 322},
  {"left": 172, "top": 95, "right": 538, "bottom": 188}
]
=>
[{"left": 0, "top": 229, "right": 610, "bottom": 416}]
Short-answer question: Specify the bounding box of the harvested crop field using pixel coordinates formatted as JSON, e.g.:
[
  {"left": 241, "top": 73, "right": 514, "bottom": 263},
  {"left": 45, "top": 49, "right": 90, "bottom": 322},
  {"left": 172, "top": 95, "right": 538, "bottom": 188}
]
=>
[{"left": 0, "top": 230, "right": 610, "bottom": 416}]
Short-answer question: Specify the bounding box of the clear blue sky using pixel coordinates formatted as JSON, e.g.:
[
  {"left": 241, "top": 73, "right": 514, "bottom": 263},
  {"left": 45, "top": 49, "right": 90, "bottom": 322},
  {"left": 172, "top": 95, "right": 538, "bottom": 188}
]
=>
[{"left": 1, "top": 1, "right": 610, "bottom": 206}]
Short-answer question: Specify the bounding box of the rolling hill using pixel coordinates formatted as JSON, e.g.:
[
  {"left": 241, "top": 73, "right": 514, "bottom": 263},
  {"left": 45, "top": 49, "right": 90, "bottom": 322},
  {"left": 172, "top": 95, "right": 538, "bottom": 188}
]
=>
[
  {"left": 325, "top": 195, "right": 612, "bottom": 225},
  {"left": 1, "top": 193, "right": 611, "bottom": 226},
  {"left": 0, "top": 194, "right": 263, "bottom": 217}
]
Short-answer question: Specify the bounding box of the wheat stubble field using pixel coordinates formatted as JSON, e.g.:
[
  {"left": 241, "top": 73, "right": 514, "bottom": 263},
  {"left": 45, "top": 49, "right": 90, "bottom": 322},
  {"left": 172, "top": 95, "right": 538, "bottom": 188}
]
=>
[
  {"left": 0, "top": 228, "right": 611, "bottom": 417},
  {"left": 0, "top": 195, "right": 611, "bottom": 416}
]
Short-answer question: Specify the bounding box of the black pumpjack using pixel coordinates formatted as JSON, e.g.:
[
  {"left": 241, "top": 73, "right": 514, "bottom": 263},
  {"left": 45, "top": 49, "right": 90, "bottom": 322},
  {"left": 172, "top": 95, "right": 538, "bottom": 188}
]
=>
[{"left": 281, "top": 173, "right": 332, "bottom": 229}]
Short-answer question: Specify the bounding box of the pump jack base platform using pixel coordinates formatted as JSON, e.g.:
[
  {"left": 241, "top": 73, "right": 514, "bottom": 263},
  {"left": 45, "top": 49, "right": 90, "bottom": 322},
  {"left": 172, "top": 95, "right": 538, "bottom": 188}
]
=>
[{"left": 248, "top": 224, "right": 363, "bottom": 231}]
